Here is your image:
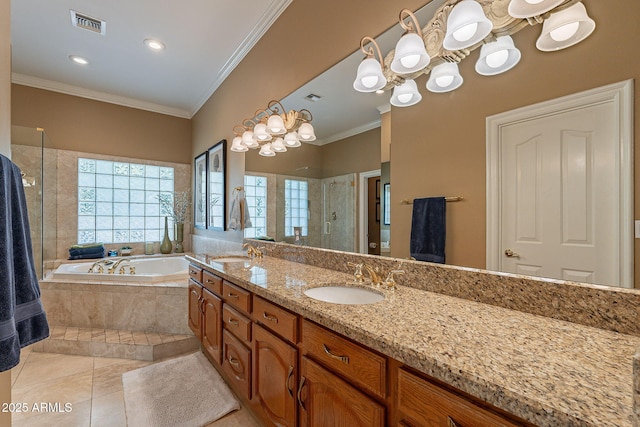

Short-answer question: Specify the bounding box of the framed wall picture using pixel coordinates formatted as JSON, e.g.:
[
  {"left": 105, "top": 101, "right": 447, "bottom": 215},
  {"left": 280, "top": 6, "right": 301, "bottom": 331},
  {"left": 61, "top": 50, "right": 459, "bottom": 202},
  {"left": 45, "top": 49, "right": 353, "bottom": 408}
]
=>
[
  {"left": 207, "top": 139, "right": 226, "bottom": 230},
  {"left": 194, "top": 152, "right": 207, "bottom": 229}
]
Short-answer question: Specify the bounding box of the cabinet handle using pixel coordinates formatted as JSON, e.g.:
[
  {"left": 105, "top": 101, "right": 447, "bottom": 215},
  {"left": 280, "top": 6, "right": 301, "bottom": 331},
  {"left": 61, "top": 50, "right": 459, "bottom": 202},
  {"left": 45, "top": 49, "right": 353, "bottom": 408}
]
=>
[
  {"left": 227, "top": 292, "right": 239, "bottom": 300},
  {"left": 228, "top": 357, "right": 240, "bottom": 368},
  {"left": 205, "top": 279, "right": 214, "bottom": 284},
  {"left": 447, "top": 416, "right": 462, "bottom": 427},
  {"left": 323, "top": 344, "right": 349, "bottom": 364},
  {"left": 297, "top": 375, "right": 306, "bottom": 411},
  {"left": 286, "top": 365, "right": 294, "bottom": 398},
  {"left": 263, "top": 312, "right": 278, "bottom": 323},
  {"left": 227, "top": 318, "right": 239, "bottom": 326},
  {"left": 199, "top": 297, "right": 205, "bottom": 314}
]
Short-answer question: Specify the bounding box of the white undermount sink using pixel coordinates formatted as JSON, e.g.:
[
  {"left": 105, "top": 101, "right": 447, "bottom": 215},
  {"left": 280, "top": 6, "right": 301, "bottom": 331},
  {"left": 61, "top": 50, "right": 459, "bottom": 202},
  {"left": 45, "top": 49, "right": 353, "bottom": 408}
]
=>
[{"left": 304, "top": 285, "right": 384, "bottom": 305}]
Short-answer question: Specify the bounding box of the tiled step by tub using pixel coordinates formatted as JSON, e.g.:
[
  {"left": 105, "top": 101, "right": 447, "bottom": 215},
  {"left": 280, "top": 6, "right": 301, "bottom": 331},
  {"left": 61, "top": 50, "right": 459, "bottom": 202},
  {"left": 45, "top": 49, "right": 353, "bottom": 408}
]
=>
[{"left": 31, "top": 326, "right": 199, "bottom": 361}]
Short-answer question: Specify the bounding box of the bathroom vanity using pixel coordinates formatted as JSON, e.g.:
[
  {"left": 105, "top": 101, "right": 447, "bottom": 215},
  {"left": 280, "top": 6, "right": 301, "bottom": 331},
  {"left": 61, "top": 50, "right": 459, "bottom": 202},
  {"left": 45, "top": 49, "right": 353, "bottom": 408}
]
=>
[{"left": 186, "top": 248, "right": 640, "bottom": 427}]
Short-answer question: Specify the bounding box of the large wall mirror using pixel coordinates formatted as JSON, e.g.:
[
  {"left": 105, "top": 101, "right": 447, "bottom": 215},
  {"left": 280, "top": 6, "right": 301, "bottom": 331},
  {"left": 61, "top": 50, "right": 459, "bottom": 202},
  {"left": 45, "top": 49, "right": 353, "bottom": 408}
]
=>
[{"left": 244, "top": 0, "right": 637, "bottom": 289}]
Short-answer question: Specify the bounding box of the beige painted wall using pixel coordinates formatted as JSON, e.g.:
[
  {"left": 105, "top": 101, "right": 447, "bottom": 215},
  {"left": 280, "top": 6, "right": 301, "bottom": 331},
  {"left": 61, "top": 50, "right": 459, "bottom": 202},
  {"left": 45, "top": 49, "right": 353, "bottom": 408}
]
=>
[
  {"left": 1, "top": 0, "right": 11, "bottom": 422},
  {"left": 191, "top": 0, "right": 427, "bottom": 243},
  {"left": 390, "top": 0, "right": 640, "bottom": 289},
  {"left": 321, "top": 128, "right": 381, "bottom": 178},
  {"left": 11, "top": 85, "right": 192, "bottom": 164}
]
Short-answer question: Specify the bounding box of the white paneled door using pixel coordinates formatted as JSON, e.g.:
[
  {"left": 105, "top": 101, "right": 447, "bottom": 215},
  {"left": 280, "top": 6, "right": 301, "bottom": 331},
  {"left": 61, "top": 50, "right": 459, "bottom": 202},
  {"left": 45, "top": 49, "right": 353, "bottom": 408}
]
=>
[{"left": 487, "top": 81, "right": 633, "bottom": 288}]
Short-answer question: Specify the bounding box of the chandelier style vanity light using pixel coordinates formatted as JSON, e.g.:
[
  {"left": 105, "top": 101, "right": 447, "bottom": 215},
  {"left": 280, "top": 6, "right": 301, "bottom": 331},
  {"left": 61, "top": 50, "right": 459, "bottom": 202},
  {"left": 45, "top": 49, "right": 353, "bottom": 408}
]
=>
[
  {"left": 231, "top": 100, "right": 315, "bottom": 156},
  {"left": 353, "top": 0, "right": 596, "bottom": 106}
]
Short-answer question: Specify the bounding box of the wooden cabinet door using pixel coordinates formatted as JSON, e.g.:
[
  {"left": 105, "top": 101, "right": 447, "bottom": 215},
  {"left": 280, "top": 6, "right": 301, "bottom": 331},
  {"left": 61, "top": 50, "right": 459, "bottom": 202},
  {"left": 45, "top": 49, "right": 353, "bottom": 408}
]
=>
[
  {"left": 252, "top": 324, "right": 297, "bottom": 427},
  {"left": 222, "top": 330, "right": 252, "bottom": 399},
  {"left": 202, "top": 288, "right": 222, "bottom": 365},
  {"left": 298, "top": 357, "right": 384, "bottom": 427},
  {"left": 188, "top": 280, "right": 202, "bottom": 337}
]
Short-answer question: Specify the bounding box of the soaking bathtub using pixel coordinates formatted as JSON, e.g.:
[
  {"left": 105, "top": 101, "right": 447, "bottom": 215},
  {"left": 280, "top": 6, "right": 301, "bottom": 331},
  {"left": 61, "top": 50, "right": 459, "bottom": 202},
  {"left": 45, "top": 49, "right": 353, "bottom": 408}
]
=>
[{"left": 51, "top": 256, "right": 190, "bottom": 283}]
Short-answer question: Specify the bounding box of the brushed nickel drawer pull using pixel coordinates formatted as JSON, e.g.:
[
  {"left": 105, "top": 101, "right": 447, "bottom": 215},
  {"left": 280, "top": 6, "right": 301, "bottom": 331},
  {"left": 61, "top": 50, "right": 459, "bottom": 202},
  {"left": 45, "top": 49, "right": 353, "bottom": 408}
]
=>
[
  {"left": 263, "top": 312, "right": 278, "bottom": 323},
  {"left": 227, "top": 292, "right": 239, "bottom": 300},
  {"left": 286, "top": 365, "right": 294, "bottom": 398},
  {"left": 227, "top": 318, "right": 239, "bottom": 326},
  {"left": 447, "top": 416, "right": 462, "bottom": 427},
  {"left": 228, "top": 357, "right": 240, "bottom": 368},
  {"left": 297, "top": 376, "right": 306, "bottom": 411},
  {"left": 323, "top": 344, "right": 349, "bottom": 364}
]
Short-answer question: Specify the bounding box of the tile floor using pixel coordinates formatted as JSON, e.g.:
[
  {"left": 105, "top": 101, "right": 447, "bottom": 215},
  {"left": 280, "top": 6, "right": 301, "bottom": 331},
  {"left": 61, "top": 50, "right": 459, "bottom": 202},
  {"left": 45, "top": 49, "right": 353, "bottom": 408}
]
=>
[{"left": 10, "top": 345, "right": 262, "bottom": 426}]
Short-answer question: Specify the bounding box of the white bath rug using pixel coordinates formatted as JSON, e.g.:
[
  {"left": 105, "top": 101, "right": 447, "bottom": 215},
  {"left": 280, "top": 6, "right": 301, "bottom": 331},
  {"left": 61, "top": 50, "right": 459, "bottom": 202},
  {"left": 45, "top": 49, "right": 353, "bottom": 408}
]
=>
[{"left": 122, "top": 351, "right": 240, "bottom": 427}]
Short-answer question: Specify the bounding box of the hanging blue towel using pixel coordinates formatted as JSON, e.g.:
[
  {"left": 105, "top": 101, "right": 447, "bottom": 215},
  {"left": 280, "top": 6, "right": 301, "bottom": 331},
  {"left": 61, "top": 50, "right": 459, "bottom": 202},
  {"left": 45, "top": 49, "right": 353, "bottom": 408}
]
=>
[
  {"left": 0, "top": 155, "right": 50, "bottom": 372},
  {"left": 410, "top": 197, "right": 446, "bottom": 263}
]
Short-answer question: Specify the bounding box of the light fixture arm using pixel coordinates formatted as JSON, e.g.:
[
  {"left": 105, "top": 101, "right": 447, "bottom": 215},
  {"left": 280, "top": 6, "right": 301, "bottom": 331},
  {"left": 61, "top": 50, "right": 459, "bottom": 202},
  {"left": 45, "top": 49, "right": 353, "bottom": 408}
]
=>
[
  {"left": 267, "top": 100, "right": 286, "bottom": 115},
  {"left": 398, "top": 8, "right": 424, "bottom": 38},
  {"left": 360, "top": 36, "right": 384, "bottom": 64}
]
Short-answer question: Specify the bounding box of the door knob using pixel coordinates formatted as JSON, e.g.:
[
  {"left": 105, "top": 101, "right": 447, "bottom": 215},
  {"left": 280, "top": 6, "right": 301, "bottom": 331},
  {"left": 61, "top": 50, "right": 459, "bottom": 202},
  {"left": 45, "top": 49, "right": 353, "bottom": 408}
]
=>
[{"left": 504, "top": 249, "right": 520, "bottom": 258}]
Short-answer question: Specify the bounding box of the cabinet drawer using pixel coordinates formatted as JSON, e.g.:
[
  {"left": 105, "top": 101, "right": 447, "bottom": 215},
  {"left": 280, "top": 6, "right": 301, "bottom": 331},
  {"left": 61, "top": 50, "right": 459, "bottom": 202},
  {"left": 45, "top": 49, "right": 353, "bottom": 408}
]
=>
[
  {"left": 222, "top": 330, "right": 251, "bottom": 399},
  {"left": 301, "top": 319, "right": 386, "bottom": 399},
  {"left": 223, "top": 304, "right": 252, "bottom": 344},
  {"left": 202, "top": 270, "right": 222, "bottom": 295},
  {"left": 397, "top": 368, "right": 524, "bottom": 427},
  {"left": 253, "top": 296, "right": 298, "bottom": 344},
  {"left": 188, "top": 264, "right": 203, "bottom": 283},
  {"left": 222, "top": 280, "right": 251, "bottom": 314}
]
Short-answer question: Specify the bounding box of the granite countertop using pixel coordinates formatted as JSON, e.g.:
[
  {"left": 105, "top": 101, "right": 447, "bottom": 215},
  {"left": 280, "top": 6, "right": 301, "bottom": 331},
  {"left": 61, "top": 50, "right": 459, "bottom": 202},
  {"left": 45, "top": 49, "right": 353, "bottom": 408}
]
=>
[{"left": 187, "top": 254, "right": 640, "bottom": 427}]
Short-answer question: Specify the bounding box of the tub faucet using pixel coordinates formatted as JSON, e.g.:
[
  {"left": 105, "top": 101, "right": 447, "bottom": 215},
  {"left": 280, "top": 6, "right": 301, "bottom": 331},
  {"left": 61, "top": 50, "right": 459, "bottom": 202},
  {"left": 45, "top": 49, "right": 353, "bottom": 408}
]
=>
[
  {"left": 88, "top": 259, "right": 111, "bottom": 273},
  {"left": 108, "top": 258, "right": 130, "bottom": 274}
]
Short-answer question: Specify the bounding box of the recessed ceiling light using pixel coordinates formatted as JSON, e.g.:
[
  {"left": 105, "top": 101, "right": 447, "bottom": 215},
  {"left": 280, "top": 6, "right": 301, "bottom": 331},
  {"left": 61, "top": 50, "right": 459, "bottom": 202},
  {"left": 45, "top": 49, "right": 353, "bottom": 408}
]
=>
[
  {"left": 69, "top": 55, "right": 89, "bottom": 65},
  {"left": 304, "top": 93, "right": 322, "bottom": 102},
  {"left": 144, "top": 39, "right": 165, "bottom": 51}
]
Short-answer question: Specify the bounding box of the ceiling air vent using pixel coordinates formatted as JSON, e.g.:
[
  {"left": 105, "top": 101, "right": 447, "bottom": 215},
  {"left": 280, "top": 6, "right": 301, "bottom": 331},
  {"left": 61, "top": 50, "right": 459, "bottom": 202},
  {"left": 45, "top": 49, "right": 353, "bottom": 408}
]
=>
[{"left": 70, "top": 10, "right": 106, "bottom": 35}]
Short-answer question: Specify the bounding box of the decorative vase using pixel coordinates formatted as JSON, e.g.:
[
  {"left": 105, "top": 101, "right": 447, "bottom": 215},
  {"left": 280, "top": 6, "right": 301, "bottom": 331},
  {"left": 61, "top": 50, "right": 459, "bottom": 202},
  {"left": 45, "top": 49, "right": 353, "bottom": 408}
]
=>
[
  {"left": 175, "top": 222, "right": 184, "bottom": 253},
  {"left": 160, "top": 216, "right": 172, "bottom": 254}
]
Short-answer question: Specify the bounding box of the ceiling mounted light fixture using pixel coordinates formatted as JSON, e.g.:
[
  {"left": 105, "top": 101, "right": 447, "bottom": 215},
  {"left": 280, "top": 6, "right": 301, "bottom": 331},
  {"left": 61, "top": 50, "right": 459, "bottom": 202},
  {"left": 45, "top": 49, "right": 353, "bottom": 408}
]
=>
[
  {"left": 69, "top": 55, "right": 89, "bottom": 65},
  {"left": 231, "top": 100, "right": 314, "bottom": 156},
  {"left": 144, "top": 38, "right": 165, "bottom": 51},
  {"left": 353, "top": 1, "right": 596, "bottom": 107},
  {"left": 391, "top": 9, "right": 430, "bottom": 74},
  {"left": 475, "top": 35, "right": 521, "bottom": 75},
  {"left": 353, "top": 36, "right": 387, "bottom": 92},
  {"left": 443, "top": 0, "right": 493, "bottom": 51},
  {"left": 536, "top": 2, "right": 595, "bottom": 51}
]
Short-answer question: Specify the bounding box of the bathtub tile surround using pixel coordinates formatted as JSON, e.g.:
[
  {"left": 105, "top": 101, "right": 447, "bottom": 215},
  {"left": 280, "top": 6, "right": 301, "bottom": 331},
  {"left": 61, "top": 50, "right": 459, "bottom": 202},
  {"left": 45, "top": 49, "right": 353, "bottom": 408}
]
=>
[
  {"left": 183, "top": 237, "right": 640, "bottom": 425},
  {"left": 55, "top": 149, "right": 192, "bottom": 260}
]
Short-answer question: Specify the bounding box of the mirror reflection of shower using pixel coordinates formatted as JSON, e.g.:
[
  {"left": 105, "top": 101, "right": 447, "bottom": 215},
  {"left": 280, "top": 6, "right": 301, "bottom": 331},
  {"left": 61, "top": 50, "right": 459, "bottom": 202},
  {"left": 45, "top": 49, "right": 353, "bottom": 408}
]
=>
[{"left": 322, "top": 173, "right": 356, "bottom": 252}]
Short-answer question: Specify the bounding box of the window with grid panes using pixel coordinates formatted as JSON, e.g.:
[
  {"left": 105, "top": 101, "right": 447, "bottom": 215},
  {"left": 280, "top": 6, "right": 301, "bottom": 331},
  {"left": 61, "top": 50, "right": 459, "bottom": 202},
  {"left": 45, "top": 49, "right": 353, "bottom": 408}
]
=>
[
  {"left": 77, "top": 158, "right": 175, "bottom": 244},
  {"left": 244, "top": 175, "right": 268, "bottom": 238},
  {"left": 284, "top": 179, "right": 308, "bottom": 237}
]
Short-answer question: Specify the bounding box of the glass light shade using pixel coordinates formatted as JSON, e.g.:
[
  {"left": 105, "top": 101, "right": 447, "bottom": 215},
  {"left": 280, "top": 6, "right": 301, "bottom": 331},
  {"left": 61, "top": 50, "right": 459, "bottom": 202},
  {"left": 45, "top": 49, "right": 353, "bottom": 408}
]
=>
[
  {"left": 353, "top": 57, "right": 386, "bottom": 92},
  {"left": 536, "top": 2, "right": 595, "bottom": 52},
  {"left": 284, "top": 132, "right": 301, "bottom": 147},
  {"left": 297, "top": 123, "right": 316, "bottom": 141},
  {"left": 508, "top": 0, "right": 564, "bottom": 19},
  {"left": 475, "top": 36, "right": 521, "bottom": 76},
  {"left": 391, "top": 33, "right": 431, "bottom": 74},
  {"left": 426, "top": 62, "right": 463, "bottom": 93},
  {"left": 271, "top": 137, "right": 287, "bottom": 152},
  {"left": 266, "top": 114, "right": 286, "bottom": 135},
  {"left": 443, "top": 0, "right": 493, "bottom": 51},
  {"left": 252, "top": 123, "right": 272, "bottom": 141},
  {"left": 390, "top": 79, "right": 422, "bottom": 107},
  {"left": 258, "top": 143, "right": 275, "bottom": 157},
  {"left": 230, "top": 136, "right": 248, "bottom": 152},
  {"left": 242, "top": 130, "right": 259, "bottom": 148}
]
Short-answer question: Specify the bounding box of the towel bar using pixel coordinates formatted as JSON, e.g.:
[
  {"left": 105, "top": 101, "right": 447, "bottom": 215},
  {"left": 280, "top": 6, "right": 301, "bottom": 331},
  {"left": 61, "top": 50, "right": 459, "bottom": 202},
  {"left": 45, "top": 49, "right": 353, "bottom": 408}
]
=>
[{"left": 401, "top": 197, "right": 463, "bottom": 204}]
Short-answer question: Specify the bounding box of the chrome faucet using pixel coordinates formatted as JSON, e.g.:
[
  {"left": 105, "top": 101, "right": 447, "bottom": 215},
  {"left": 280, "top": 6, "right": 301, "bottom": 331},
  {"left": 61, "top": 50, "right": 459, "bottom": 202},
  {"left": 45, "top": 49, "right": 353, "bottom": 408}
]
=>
[
  {"left": 88, "top": 259, "right": 112, "bottom": 273},
  {"left": 243, "top": 243, "right": 264, "bottom": 258}
]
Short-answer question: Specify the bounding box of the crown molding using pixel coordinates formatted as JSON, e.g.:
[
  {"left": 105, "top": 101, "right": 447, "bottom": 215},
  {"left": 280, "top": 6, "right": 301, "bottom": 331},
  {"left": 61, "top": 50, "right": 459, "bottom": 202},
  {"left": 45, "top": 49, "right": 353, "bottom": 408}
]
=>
[{"left": 12, "top": 73, "right": 192, "bottom": 118}]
